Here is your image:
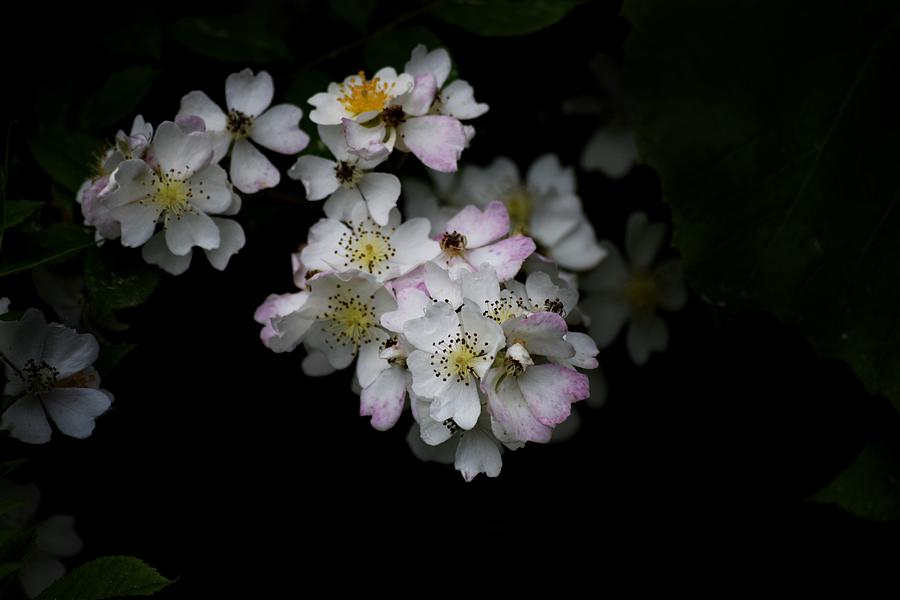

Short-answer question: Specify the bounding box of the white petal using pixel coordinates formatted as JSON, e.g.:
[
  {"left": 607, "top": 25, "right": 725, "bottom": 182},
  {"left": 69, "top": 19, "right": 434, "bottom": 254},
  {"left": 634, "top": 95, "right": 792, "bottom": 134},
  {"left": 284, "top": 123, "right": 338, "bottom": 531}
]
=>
[
  {"left": 423, "top": 261, "right": 463, "bottom": 308},
  {"left": 407, "top": 424, "right": 455, "bottom": 461},
  {"left": 226, "top": 68, "right": 274, "bottom": 116},
  {"left": 483, "top": 367, "right": 551, "bottom": 444},
  {"left": 502, "top": 312, "right": 573, "bottom": 359},
  {"left": 455, "top": 428, "right": 502, "bottom": 482},
  {"left": 177, "top": 90, "right": 227, "bottom": 132},
  {"left": 445, "top": 201, "right": 509, "bottom": 249},
  {"left": 403, "top": 300, "right": 459, "bottom": 352},
  {"left": 360, "top": 367, "right": 409, "bottom": 431},
  {"left": 110, "top": 202, "right": 161, "bottom": 248},
  {"left": 19, "top": 556, "right": 66, "bottom": 598},
  {"left": 405, "top": 44, "right": 452, "bottom": 89},
  {"left": 563, "top": 332, "right": 600, "bottom": 370},
  {"left": 151, "top": 121, "right": 213, "bottom": 179},
  {"left": 300, "top": 218, "right": 349, "bottom": 271},
  {"left": 458, "top": 267, "right": 501, "bottom": 308},
  {"left": 318, "top": 124, "right": 353, "bottom": 162},
  {"left": 302, "top": 349, "right": 337, "bottom": 376},
  {"left": 142, "top": 231, "right": 193, "bottom": 275},
  {"left": 529, "top": 192, "right": 582, "bottom": 248},
  {"left": 41, "top": 325, "right": 98, "bottom": 379},
  {"left": 288, "top": 156, "right": 340, "bottom": 200},
  {"left": 402, "top": 73, "right": 438, "bottom": 117},
  {"left": 36, "top": 515, "right": 83, "bottom": 557},
  {"left": 518, "top": 364, "right": 588, "bottom": 426},
  {"left": 407, "top": 349, "right": 451, "bottom": 399},
  {"left": 304, "top": 321, "right": 356, "bottom": 369},
  {"left": 580, "top": 126, "right": 638, "bottom": 178},
  {"left": 342, "top": 118, "right": 390, "bottom": 161},
  {"left": 466, "top": 236, "right": 536, "bottom": 281},
  {"left": 230, "top": 138, "right": 280, "bottom": 193},
  {"left": 204, "top": 218, "right": 246, "bottom": 271},
  {"left": 430, "top": 379, "right": 480, "bottom": 430},
  {"left": 251, "top": 104, "right": 309, "bottom": 154},
  {"left": 187, "top": 163, "right": 233, "bottom": 214},
  {"left": 439, "top": 79, "right": 489, "bottom": 120},
  {"left": 546, "top": 220, "right": 607, "bottom": 271},
  {"left": 165, "top": 211, "right": 220, "bottom": 255},
  {"left": 581, "top": 242, "right": 629, "bottom": 293},
  {"left": 43, "top": 387, "right": 112, "bottom": 439},
  {"left": 526, "top": 153, "right": 576, "bottom": 196},
  {"left": 626, "top": 312, "right": 668, "bottom": 365},
  {"left": 357, "top": 173, "right": 401, "bottom": 226},
  {"left": 323, "top": 186, "right": 363, "bottom": 221},
  {"left": 102, "top": 159, "right": 154, "bottom": 209},
  {"left": 1, "top": 396, "right": 51, "bottom": 444},
  {"left": 381, "top": 287, "right": 431, "bottom": 333},
  {"left": 356, "top": 336, "right": 390, "bottom": 388},
  {"left": 626, "top": 212, "right": 666, "bottom": 270},
  {"left": 390, "top": 217, "right": 441, "bottom": 272},
  {"left": 458, "top": 304, "right": 505, "bottom": 371},
  {"left": 584, "top": 293, "right": 629, "bottom": 349},
  {"left": 0, "top": 309, "right": 47, "bottom": 374}
]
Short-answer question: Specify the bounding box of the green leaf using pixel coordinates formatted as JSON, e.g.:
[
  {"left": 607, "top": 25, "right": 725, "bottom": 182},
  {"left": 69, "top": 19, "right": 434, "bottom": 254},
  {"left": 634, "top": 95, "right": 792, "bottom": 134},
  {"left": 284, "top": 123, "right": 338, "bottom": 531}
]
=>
[
  {"left": 95, "top": 342, "right": 136, "bottom": 377},
  {"left": 364, "top": 25, "right": 443, "bottom": 72},
  {"left": 77, "top": 66, "right": 159, "bottom": 133},
  {"left": 28, "top": 129, "right": 104, "bottom": 194},
  {"left": 623, "top": 0, "right": 900, "bottom": 407},
  {"left": 84, "top": 247, "right": 160, "bottom": 312},
  {"left": 98, "top": 20, "right": 163, "bottom": 61},
  {"left": 434, "top": 0, "right": 587, "bottom": 36},
  {"left": 328, "top": 0, "right": 376, "bottom": 32},
  {"left": 36, "top": 556, "right": 172, "bottom": 600},
  {"left": 0, "top": 224, "right": 95, "bottom": 277},
  {"left": 0, "top": 200, "right": 42, "bottom": 232},
  {"left": 168, "top": 14, "right": 291, "bottom": 64},
  {"left": 814, "top": 441, "right": 900, "bottom": 522}
]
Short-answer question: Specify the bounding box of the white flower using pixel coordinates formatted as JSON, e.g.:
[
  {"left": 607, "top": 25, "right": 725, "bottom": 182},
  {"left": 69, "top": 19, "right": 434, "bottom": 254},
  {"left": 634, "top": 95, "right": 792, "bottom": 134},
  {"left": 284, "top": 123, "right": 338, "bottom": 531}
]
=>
[
  {"left": 76, "top": 115, "right": 154, "bottom": 241},
  {"left": 408, "top": 394, "right": 504, "bottom": 481},
  {"left": 20, "top": 515, "right": 83, "bottom": 598},
  {"left": 178, "top": 68, "right": 310, "bottom": 193},
  {"left": 582, "top": 212, "right": 687, "bottom": 365},
  {"left": 359, "top": 335, "right": 413, "bottom": 431},
  {"left": 271, "top": 271, "right": 396, "bottom": 388},
  {"left": 436, "top": 201, "right": 536, "bottom": 281},
  {"left": 404, "top": 301, "right": 504, "bottom": 430},
  {"left": 288, "top": 124, "right": 400, "bottom": 226},
  {"left": 300, "top": 199, "right": 439, "bottom": 283},
  {"left": 0, "top": 297, "right": 10, "bottom": 314},
  {"left": 308, "top": 68, "right": 414, "bottom": 126},
  {"left": 454, "top": 154, "right": 606, "bottom": 271},
  {"left": 100, "top": 121, "right": 235, "bottom": 266},
  {"left": 0, "top": 309, "right": 112, "bottom": 444},
  {"left": 581, "top": 127, "right": 638, "bottom": 179}
]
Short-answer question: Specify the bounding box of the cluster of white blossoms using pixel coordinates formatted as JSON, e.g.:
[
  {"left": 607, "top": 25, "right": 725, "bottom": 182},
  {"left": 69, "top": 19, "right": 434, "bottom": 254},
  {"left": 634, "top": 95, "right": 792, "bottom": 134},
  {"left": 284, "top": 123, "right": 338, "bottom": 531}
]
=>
[{"left": 76, "top": 69, "right": 310, "bottom": 274}]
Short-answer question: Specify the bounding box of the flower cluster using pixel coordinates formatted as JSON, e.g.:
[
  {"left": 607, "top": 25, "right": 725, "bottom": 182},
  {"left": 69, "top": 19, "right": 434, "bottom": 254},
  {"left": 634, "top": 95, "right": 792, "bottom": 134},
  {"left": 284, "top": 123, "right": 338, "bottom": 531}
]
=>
[{"left": 76, "top": 69, "right": 310, "bottom": 274}]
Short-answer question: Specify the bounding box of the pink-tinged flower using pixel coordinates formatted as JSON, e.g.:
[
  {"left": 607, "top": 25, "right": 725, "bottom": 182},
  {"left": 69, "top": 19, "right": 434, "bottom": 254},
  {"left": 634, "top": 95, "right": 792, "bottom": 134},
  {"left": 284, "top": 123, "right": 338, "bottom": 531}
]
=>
[
  {"left": 271, "top": 271, "right": 396, "bottom": 388},
  {"left": 404, "top": 301, "right": 504, "bottom": 430},
  {"left": 178, "top": 68, "right": 309, "bottom": 193},
  {"left": 100, "top": 121, "right": 234, "bottom": 265},
  {"left": 300, "top": 200, "right": 439, "bottom": 283},
  {"left": 141, "top": 211, "right": 246, "bottom": 275},
  {"left": 407, "top": 395, "right": 504, "bottom": 482},
  {"left": 0, "top": 309, "right": 112, "bottom": 445},
  {"left": 76, "top": 115, "right": 154, "bottom": 241},
  {"left": 436, "top": 201, "right": 536, "bottom": 281},
  {"left": 359, "top": 335, "right": 414, "bottom": 431},
  {"left": 288, "top": 125, "right": 400, "bottom": 226},
  {"left": 482, "top": 361, "right": 589, "bottom": 444},
  {"left": 404, "top": 45, "right": 488, "bottom": 123},
  {"left": 582, "top": 212, "right": 687, "bottom": 365},
  {"left": 453, "top": 155, "right": 605, "bottom": 271}
]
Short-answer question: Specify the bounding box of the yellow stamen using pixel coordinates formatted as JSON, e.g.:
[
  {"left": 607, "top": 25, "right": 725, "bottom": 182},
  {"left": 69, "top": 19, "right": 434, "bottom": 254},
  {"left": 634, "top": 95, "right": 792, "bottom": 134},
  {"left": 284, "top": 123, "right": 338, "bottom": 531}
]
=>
[{"left": 338, "top": 71, "right": 395, "bottom": 116}]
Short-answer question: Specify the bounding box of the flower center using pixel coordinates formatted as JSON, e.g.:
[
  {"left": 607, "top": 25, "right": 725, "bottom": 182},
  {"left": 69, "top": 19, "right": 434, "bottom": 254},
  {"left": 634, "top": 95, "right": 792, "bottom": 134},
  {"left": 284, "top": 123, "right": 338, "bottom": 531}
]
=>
[
  {"left": 440, "top": 231, "right": 468, "bottom": 256},
  {"left": 334, "top": 161, "right": 362, "bottom": 186},
  {"left": 625, "top": 271, "right": 659, "bottom": 312},
  {"left": 504, "top": 187, "right": 533, "bottom": 235},
  {"left": 543, "top": 298, "right": 565, "bottom": 316},
  {"left": 481, "top": 294, "right": 528, "bottom": 323},
  {"left": 22, "top": 359, "right": 58, "bottom": 397},
  {"left": 430, "top": 331, "right": 491, "bottom": 385},
  {"left": 317, "top": 287, "right": 378, "bottom": 349},
  {"left": 147, "top": 172, "right": 196, "bottom": 225},
  {"left": 227, "top": 110, "right": 254, "bottom": 138},
  {"left": 338, "top": 223, "right": 397, "bottom": 277},
  {"left": 380, "top": 105, "right": 407, "bottom": 128},
  {"left": 338, "top": 71, "right": 395, "bottom": 116}
]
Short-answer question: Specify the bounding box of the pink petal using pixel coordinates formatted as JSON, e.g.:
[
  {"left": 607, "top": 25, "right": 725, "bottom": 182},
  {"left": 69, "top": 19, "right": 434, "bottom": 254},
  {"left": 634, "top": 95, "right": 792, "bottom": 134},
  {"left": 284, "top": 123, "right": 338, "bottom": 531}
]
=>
[
  {"left": 466, "top": 235, "right": 536, "bottom": 281},
  {"left": 445, "top": 201, "right": 510, "bottom": 249},
  {"left": 518, "top": 364, "right": 589, "bottom": 427},
  {"left": 399, "top": 115, "right": 466, "bottom": 173},
  {"left": 360, "top": 367, "right": 409, "bottom": 431},
  {"left": 402, "top": 73, "right": 438, "bottom": 117}
]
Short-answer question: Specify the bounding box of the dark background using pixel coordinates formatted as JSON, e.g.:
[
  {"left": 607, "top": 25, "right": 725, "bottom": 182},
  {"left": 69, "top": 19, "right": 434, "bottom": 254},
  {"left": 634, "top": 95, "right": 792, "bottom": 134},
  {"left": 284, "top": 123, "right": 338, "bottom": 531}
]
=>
[{"left": 2, "top": 0, "right": 899, "bottom": 592}]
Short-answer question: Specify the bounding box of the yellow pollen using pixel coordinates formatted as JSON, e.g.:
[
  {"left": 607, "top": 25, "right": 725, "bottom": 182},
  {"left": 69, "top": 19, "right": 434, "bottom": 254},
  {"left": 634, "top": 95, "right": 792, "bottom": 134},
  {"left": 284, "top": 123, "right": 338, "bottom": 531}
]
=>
[
  {"left": 320, "top": 292, "right": 377, "bottom": 348},
  {"left": 338, "top": 226, "right": 396, "bottom": 276},
  {"left": 338, "top": 71, "right": 395, "bottom": 116},
  {"left": 504, "top": 188, "right": 533, "bottom": 235},
  {"left": 145, "top": 172, "right": 197, "bottom": 226},
  {"left": 625, "top": 271, "right": 659, "bottom": 312}
]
